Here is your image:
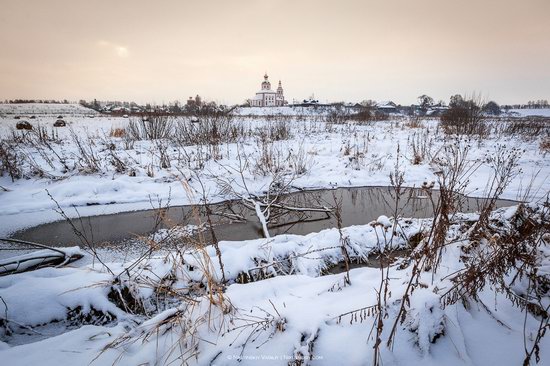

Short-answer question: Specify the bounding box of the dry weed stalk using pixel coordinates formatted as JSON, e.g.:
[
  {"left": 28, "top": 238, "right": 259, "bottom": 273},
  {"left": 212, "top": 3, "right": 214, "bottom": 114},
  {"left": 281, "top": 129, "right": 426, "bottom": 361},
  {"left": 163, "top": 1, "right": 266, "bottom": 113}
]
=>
[
  {"left": 332, "top": 192, "right": 351, "bottom": 285},
  {"left": 98, "top": 178, "right": 234, "bottom": 365},
  {"left": 469, "top": 145, "right": 523, "bottom": 241},
  {"left": 0, "top": 140, "right": 21, "bottom": 180},
  {"left": 425, "top": 138, "right": 481, "bottom": 271},
  {"left": 441, "top": 200, "right": 550, "bottom": 365}
]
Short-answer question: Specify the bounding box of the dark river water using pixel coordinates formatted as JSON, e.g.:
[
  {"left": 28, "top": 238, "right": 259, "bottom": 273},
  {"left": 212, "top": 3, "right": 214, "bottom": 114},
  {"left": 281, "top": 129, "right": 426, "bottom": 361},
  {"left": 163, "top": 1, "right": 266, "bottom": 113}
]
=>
[{"left": 11, "top": 187, "right": 517, "bottom": 248}]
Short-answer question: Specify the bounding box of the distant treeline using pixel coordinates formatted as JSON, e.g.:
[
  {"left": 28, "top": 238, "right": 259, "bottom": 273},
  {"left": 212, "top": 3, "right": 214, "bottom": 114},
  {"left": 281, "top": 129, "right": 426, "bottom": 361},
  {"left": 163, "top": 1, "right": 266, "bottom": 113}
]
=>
[
  {"left": 500, "top": 100, "right": 549, "bottom": 110},
  {"left": 513, "top": 100, "right": 549, "bottom": 109}
]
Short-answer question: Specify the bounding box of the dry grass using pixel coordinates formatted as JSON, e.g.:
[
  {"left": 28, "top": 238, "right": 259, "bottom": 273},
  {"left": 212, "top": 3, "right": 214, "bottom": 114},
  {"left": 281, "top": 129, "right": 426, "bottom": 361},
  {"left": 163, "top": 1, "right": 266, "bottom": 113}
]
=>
[
  {"left": 404, "top": 116, "right": 424, "bottom": 129},
  {"left": 540, "top": 138, "right": 550, "bottom": 153},
  {"left": 110, "top": 128, "right": 126, "bottom": 137}
]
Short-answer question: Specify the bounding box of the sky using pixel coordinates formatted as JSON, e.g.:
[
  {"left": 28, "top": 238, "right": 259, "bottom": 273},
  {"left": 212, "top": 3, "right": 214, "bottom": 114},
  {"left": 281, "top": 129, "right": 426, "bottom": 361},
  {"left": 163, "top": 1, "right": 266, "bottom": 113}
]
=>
[{"left": 0, "top": 0, "right": 549, "bottom": 105}]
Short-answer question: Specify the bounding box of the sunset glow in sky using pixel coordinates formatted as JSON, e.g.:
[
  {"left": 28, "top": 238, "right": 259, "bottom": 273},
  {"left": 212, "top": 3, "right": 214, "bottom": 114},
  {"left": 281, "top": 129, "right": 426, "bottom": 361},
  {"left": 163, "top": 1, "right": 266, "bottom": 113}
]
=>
[{"left": 1, "top": 0, "right": 549, "bottom": 105}]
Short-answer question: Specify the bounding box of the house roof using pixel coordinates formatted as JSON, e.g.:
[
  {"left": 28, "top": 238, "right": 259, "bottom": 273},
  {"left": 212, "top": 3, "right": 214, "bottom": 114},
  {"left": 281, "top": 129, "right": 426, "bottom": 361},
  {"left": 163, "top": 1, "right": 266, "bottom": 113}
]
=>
[{"left": 377, "top": 101, "right": 397, "bottom": 108}]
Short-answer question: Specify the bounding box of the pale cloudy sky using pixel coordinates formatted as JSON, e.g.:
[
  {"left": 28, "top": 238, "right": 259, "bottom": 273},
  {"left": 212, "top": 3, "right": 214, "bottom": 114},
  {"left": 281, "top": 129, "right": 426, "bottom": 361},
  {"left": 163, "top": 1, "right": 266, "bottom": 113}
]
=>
[{"left": 0, "top": 0, "right": 548, "bottom": 105}]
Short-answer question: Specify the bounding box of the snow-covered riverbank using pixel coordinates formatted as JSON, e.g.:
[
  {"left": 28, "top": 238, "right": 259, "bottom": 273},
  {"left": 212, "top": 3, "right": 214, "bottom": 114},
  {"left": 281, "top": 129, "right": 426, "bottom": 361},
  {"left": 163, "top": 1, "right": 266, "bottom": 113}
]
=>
[{"left": 1, "top": 203, "right": 549, "bottom": 365}]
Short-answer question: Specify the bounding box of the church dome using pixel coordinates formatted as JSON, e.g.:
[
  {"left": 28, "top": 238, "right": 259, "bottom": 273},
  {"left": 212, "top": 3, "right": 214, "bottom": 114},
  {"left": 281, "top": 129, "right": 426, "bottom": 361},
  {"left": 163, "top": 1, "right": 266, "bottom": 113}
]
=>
[{"left": 261, "top": 73, "right": 271, "bottom": 90}]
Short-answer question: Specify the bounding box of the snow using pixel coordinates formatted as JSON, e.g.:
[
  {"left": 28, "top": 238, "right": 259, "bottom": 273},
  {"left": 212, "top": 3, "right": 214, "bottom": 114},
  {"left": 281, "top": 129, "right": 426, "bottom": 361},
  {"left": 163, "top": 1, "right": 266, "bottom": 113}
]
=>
[
  {"left": 1, "top": 106, "right": 550, "bottom": 364},
  {"left": 0, "top": 246, "right": 83, "bottom": 275},
  {"left": 0, "top": 203, "right": 549, "bottom": 365},
  {"left": 0, "top": 264, "right": 124, "bottom": 326},
  {"left": 0, "top": 103, "right": 99, "bottom": 116},
  {"left": 234, "top": 106, "right": 338, "bottom": 116},
  {"left": 376, "top": 215, "right": 392, "bottom": 228},
  {"left": 149, "top": 224, "right": 204, "bottom": 242},
  {"left": 507, "top": 108, "right": 550, "bottom": 117}
]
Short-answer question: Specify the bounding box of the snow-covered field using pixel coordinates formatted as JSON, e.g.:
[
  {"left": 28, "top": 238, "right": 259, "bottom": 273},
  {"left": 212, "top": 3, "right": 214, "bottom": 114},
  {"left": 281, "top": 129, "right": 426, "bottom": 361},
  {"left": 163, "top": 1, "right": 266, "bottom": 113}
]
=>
[
  {"left": 0, "top": 103, "right": 99, "bottom": 116},
  {"left": 1, "top": 110, "right": 548, "bottom": 237},
  {"left": 233, "top": 106, "right": 339, "bottom": 116},
  {"left": 508, "top": 108, "right": 550, "bottom": 118},
  {"left": 1, "top": 104, "right": 550, "bottom": 365}
]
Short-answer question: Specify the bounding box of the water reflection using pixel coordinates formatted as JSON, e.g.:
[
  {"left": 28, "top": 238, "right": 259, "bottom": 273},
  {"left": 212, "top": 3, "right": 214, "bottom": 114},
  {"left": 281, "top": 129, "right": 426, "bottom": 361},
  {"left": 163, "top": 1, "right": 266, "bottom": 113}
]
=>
[{"left": 12, "top": 187, "right": 517, "bottom": 247}]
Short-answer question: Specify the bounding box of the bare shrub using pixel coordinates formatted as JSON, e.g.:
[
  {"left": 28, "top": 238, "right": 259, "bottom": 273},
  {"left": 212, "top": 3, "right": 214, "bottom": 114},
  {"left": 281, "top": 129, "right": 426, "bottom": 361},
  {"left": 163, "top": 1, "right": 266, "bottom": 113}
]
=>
[
  {"left": 385, "top": 139, "right": 481, "bottom": 350},
  {"left": 0, "top": 140, "right": 21, "bottom": 181},
  {"left": 69, "top": 128, "right": 101, "bottom": 173},
  {"left": 470, "top": 145, "right": 523, "bottom": 239},
  {"left": 23, "top": 127, "right": 68, "bottom": 172},
  {"left": 107, "top": 150, "right": 127, "bottom": 173},
  {"left": 405, "top": 115, "right": 423, "bottom": 129},
  {"left": 100, "top": 137, "right": 128, "bottom": 173},
  {"left": 353, "top": 109, "right": 375, "bottom": 123},
  {"left": 426, "top": 139, "right": 481, "bottom": 269},
  {"left": 96, "top": 184, "right": 232, "bottom": 364},
  {"left": 341, "top": 140, "right": 351, "bottom": 156},
  {"left": 173, "top": 114, "right": 243, "bottom": 148},
  {"left": 408, "top": 129, "right": 432, "bottom": 165},
  {"left": 326, "top": 107, "right": 351, "bottom": 124},
  {"left": 288, "top": 142, "right": 311, "bottom": 176},
  {"left": 372, "top": 110, "right": 390, "bottom": 122},
  {"left": 371, "top": 146, "right": 411, "bottom": 365},
  {"left": 253, "top": 137, "right": 285, "bottom": 176},
  {"left": 255, "top": 119, "right": 292, "bottom": 141},
  {"left": 110, "top": 128, "right": 125, "bottom": 137},
  {"left": 214, "top": 150, "right": 331, "bottom": 245},
  {"left": 502, "top": 117, "right": 550, "bottom": 138},
  {"left": 440, "top": 202, "right": 550, "bottom": 365},
  {"left": 153, "top": 139, "right": 171, "bottom": 169},
  {"left": 440, "top": 94, "right": 488, "bottom": 137},
  {"left": 127, "top": 115, "right": 174, "bottom": 140},
  {"left": 122, "top": 133, "right": 135, "bottom": 150}
]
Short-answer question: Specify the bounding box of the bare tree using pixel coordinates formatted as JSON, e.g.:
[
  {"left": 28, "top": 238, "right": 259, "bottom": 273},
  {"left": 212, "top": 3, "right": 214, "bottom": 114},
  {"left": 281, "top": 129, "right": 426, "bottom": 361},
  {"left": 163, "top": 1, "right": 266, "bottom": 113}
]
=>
[{"left": 441, "top": 93, "right": 488, "bottom": 137}]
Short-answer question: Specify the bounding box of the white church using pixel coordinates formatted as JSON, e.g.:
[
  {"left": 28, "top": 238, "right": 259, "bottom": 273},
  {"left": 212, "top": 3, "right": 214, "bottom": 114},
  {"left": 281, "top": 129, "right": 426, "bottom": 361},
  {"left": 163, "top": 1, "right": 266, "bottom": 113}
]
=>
[{"left": 249, "top": 73, "right": 286, "bottom": 107}]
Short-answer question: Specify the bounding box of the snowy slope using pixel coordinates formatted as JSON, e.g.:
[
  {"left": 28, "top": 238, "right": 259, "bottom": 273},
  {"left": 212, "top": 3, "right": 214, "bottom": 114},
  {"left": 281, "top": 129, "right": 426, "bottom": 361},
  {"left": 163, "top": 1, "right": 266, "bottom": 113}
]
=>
[
  {"left": 0, "top": 103, "right": 99, "bottom": 116},
  {"left": 234, "top": 106, "right": 339, "bottom": 116},
  {"left": 507, "top": 108, "right": 550, "bottom": 117}
]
